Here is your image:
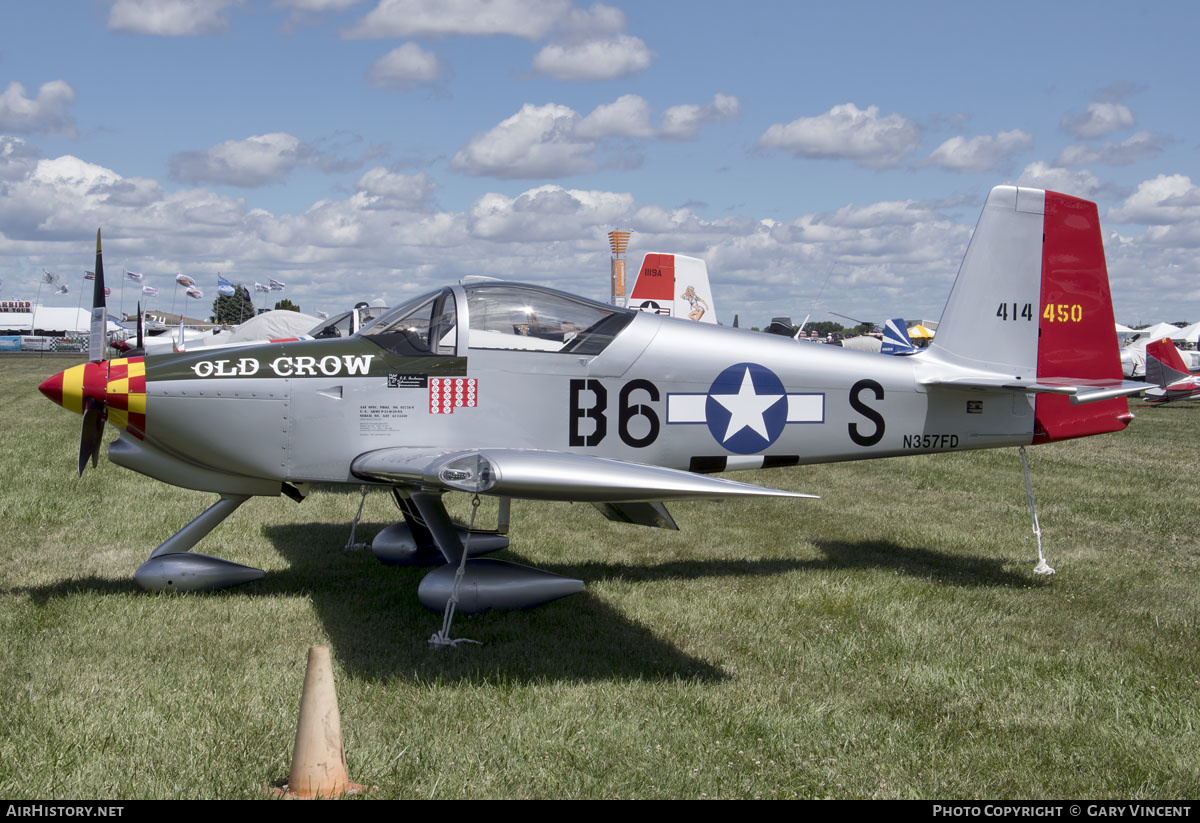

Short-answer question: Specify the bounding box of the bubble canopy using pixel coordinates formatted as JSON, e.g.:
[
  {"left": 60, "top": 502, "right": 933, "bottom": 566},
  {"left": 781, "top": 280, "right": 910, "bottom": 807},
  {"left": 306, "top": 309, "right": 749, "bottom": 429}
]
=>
[{"left": 359, "top": 282, "right": 634, "bottom": 356}]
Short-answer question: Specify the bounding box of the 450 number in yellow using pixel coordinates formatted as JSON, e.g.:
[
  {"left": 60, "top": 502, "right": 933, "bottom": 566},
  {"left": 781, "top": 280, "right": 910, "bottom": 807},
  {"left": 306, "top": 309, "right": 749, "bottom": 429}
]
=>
[{"left": 1043, "top": 303, "right": 1084, "bottom": 323}]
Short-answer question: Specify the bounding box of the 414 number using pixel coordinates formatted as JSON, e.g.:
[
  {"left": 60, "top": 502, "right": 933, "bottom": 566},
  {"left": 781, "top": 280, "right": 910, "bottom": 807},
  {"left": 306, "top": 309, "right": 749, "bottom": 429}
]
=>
[{"left": 996, "top": 302, "right": 1034, "bottom": 321}]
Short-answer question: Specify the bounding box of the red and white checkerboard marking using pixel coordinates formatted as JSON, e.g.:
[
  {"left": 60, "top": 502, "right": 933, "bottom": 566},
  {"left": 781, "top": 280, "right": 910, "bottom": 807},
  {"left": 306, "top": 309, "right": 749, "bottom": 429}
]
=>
[{"left": 429, "top": 377, "right": 478, "bottom": 414}]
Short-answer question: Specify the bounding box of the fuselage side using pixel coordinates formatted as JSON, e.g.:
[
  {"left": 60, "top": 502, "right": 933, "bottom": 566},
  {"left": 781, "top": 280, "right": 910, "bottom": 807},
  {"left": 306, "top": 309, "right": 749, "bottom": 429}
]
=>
[{"left": 122, "top": 312, "right": 1035, "bottom": 492}]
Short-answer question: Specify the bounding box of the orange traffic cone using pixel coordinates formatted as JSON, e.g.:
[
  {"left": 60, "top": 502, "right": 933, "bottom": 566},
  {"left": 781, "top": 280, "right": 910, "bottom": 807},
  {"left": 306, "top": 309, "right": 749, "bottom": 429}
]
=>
[{"left": 273, "top": 645, "right": 367, "bottom": 799}]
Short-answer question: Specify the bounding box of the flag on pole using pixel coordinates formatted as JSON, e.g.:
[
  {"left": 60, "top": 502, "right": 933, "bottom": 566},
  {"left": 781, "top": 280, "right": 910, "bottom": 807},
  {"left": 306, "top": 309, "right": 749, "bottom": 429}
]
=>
[
  {"left": 42, "top": 270, "right": 59, "bottom": 284},
  {"left": 254, "top": 282, "right": 270, "bottom": 293},
  {"left": 142, "top": 285, "right": 159, "bottom": 297},
  {"left": 175, "top": 274, "right": 195, "bottom": 287},
  {"left": 317, "top": 311, "right": 329, "bottom": 319},
  {"left": 269, "top": 278, "right": 285, "bottom": 291},
  {"left": 104, "top": 287, "right": 111, "bottom": 297},
  {"left": 84, "top": 271, "right": 95, "bottom": 281},
  {"left": 56, "top": 284, "right": 69, "bottom": 295},
  {"left": 125, "top": 270, "right": 143, "bottom": 283},
  {"left": 186, "top": 287, "right": 203, "bottom": 299},
  {"left": 217, "top": 274, "right": 235, "bottom": 296}
]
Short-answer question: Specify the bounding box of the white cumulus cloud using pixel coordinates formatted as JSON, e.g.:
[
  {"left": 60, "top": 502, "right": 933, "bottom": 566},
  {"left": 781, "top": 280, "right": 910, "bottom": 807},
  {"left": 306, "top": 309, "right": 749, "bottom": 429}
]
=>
[
  {"left": 1106, "top": 175, "right": 1200, "bottom": 252},
  {"left": 757, "top": 103, "right": 921, "bottom": 169},
  {"left": 274, "top": 0, "right": 361, "bottom": 11},
  {"left": 558, "top": 2, "right": 626, "bottom": 34},
  {"left": 344, "top": 0, "right": 569, "bottom": 39},
  {"left": 453, "top": 94, "right": 742, "bottom": 178},
  {"left": 818, "top": 199, "right": 944, "bottom": 229},
  {"left": 1016, "top": 162, "right": 1106, "bottom": 199},
  {"left": 1055, "top": 131, "right": 1166, "bottom": 167},
  {"left": 0, "top": 80, "right": 77, "bottom": 135},
  {"left": 532, "top": 33, "right": 653, "bottom": 81},
  {"left": 108, "top": 0, "right": 239, "bottom": 36},
  {"left": 0, "top": 136, "right": 40, "bottom": 182},
  {"left": 1060, "top": 101, "right": 1135, "bottom": 140},
  {"left": 659, "top": 94, "right": 739, "bottom": 140},
  {"left": 469, "top": 185, "right": 634, "bottom": 241},
  {"left": 169, "top": 133, "right": 318, "bottom": 187},
  {"left": 925, "top": 129, "right": 1033, "bottom": 173},
  {"left": 366, "top": 43, "right": 445, "bottom": 90},
  {"left": 576, "top": 94, "right": 655, "bottom": 139},
  {"left": 451, "top": 103, "right": 594, "bottom": 179},
  {"left": 355, "top": 167, "right": 435, "bottom": 208},
  {"left": 1108, "top": 175, "right": 1200, "bottom": 226},
  {"left": 10, "top": 139, "right": 1193, "bottom": 327}
]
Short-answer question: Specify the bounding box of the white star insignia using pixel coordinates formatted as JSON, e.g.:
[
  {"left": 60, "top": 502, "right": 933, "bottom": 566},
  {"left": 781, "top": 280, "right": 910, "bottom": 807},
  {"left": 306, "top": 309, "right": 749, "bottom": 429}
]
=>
[{"left": 711, "top": 367, "right": 783, "bottom": 443}]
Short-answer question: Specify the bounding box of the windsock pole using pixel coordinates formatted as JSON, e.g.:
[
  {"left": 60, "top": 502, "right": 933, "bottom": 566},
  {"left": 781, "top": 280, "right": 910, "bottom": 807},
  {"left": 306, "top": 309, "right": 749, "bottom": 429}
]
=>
[{"left": 609, "top": 230, "right": 630, "bottom": 308}]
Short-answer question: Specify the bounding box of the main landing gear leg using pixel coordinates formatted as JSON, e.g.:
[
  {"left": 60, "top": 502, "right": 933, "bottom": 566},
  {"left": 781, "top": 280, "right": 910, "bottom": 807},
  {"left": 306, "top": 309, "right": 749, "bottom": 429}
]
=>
[{"left": 134, "top": 494, "right": 266, "bottom": 591}]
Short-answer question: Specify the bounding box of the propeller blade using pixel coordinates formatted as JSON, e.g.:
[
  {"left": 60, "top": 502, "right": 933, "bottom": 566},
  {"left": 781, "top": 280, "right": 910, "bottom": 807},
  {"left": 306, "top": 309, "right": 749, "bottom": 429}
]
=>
[
  {"left": 88, "top": 229, "right": 107, "bottom": 363},
  {"left": 78, "top": 396, "right": 106, "bottom": 476},
  {"left": 136, "top": 301, "right": 143, "bottom": 349}
]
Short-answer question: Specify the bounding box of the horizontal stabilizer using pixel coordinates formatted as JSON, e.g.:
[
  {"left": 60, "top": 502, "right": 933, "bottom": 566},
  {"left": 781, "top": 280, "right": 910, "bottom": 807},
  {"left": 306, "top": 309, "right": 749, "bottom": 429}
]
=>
[
  {"left": 918, "top": 373, "right": 1148, "bottom": 404},
  {"left": 352, "top": 447, "right": 816, "bottom": 503}
]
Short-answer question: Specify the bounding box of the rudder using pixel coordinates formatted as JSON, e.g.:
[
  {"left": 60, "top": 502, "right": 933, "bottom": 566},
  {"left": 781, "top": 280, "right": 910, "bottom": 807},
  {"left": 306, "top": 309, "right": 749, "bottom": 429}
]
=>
[{"left": 1032, "top": 190, "right": 1128, "bottom": 443}]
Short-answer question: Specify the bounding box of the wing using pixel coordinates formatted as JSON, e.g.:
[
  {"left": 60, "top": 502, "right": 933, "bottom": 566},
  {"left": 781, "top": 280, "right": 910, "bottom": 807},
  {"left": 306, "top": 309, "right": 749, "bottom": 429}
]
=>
[{"left": 350, "top": 447, "right": 816, "bottom": 503}]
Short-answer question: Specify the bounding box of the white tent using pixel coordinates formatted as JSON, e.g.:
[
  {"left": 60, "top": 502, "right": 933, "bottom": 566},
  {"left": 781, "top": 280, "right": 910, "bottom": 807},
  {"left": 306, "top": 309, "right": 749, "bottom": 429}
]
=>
[
  {"left": 0, "top": 306, "right": 123, "bottom": 335},
  {"left": 1135, "top": 322, "right": 1186, "bottom": 342},
  {"left": 1173, "top": 321, "right": 1200, "bottom": 344},
  {"left": 219, "top": 310, "right": 320, "bottom": 343},
  {"left": 140, "top": 309, "right": 321, "bottom": 354},
  {"left": 841, "top": 335, "right": 882, "bottom": 353}
]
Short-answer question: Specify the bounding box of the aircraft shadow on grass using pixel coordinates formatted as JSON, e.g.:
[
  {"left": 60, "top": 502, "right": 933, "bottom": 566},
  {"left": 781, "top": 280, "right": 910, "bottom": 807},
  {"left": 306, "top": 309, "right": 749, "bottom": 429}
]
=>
[
  {"left": 536, "top": 539, "right": 1030, "bottom": 589},
  {"left": 5, "top": 524, "right": 1034, "bottom": 683},
  {"left": 258, "top": 522, "right": 726, "bottom": 683}
]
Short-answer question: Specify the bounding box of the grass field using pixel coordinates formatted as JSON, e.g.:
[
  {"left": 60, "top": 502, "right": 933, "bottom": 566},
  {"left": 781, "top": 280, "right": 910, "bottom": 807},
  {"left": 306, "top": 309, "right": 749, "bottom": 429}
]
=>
[{"left": 1, "top": 353, "right": 1198, "bottom": 799}]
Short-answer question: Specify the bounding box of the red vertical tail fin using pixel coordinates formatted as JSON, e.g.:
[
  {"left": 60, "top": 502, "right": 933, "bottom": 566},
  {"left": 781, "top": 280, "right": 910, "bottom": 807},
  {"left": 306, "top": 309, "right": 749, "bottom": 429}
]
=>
[{"left": 1031, "top": 191, "right": 1132, "bottom": 443}]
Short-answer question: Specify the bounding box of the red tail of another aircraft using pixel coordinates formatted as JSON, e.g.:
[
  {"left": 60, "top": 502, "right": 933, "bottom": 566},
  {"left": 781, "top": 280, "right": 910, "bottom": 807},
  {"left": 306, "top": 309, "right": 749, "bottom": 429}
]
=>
[
  {"left": 629, "top": 253, "right": 717, "bottom": 323},
  {"left": 1145, "top": 338, "right": 1200, "bottom": 403},
  {"left": 1147, "top": 338, "right": 1190, "bottom": 375}
]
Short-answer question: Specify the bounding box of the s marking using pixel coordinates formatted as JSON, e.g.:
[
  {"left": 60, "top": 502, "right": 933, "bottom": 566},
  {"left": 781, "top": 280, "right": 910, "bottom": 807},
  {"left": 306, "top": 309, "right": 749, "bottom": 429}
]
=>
[{"left": 848, "top": 379, "right": 885, "bottom": 447}]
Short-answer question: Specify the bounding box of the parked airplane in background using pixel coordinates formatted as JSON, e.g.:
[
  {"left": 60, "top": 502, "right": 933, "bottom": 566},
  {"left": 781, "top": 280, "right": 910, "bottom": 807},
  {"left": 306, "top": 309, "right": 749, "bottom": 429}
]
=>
[
  {"left": 629, "top": 253, "right": 717, "bottom": 323},
  {"left": 880, "top": 318, "right": 917, "bottom": 355},
  {"left": 1121, "top": 331, "right": 1200, "bottom": 378},
  {"left": 40, "top": 187, "right": 1146, "bottom": 620},
  {"left": 114, "top": 302, "right": 390, "bottom": 361},
  {"left": 1144, "top": 339, "right": 1200, "bottom": 404}
]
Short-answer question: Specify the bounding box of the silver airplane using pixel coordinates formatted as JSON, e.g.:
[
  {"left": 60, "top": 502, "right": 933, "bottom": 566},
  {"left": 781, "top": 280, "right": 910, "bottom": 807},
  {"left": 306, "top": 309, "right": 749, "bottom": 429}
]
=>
[{"left": 40, "top": 186, "right": 1146, "bottom": 614}]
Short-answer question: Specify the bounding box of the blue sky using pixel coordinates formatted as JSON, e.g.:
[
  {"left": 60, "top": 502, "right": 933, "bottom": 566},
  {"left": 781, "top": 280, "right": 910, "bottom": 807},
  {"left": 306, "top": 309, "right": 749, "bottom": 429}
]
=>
[{"left": 1, "top": 0, "right": 1197, "bottom": 326}]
